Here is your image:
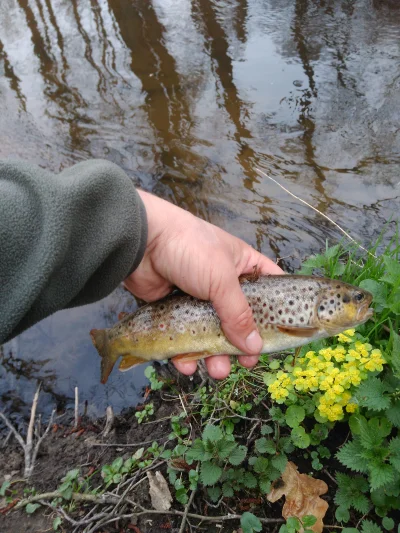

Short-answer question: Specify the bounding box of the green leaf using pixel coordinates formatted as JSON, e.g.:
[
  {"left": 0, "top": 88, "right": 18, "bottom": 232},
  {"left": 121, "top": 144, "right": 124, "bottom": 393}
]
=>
[
  {"left": 342, "top": 529, "right": 360, "bottom": 533},
  {"left": 285, "top": 405, "right": 306, "bottom": 428},
  {"left": 200, "top": 461, "right": 222, "bottom": 486},
  {"left": 269, "top": 360, "right": 281, "bottom": 370},
  {"left": 255, "top": 437, "right": 276, "bottom": 454},
  {"left": 175, "top": 486, "right": 188, "bottom": 505},
  {"left": 355, "top": 378, "right": 391, "bottom": 412},
  {"left": 222, "top": 482, "right": 234, "bottom": 497},
  {"left": 207, "top": 486, "right": 222, "bottom": 502},
  {"left": 243, "top": 472, "right": 257, "bottom": 488},
  {"left": 290, "top": 426, "right": 310, "bottom": 449},
  {"left": 359, "top": 417, "right": 392, "bottom": 449},
  {"left": 271, "top": 454, "right": 288, "bottom": 473},
  {"left": 336, "top": 440, "right": 371, "bottom": 473},
  {"left": 270, "top": 406, "right": 285, "bottom": 424},
  {"left": 261, "top": 424, "right": 274, "bottom": 435},
  {"left": 229, "top": 445, "right": 247, "bottom": 465},
  {"left": 387, "top": 401, "right": 400, "bottom": 428},
  {"left": 252, "top": 456, "right": 269, "bottom": 474},
  {"left": 382, "top": 517, "right": 395, "bottom": 531},
  {"left": 258, "top": 474, "right": 271, "bottom": 493},
  {"left": 216, "top": 438, "right": 237, "bottom": 460},
  {"left": 26, "top": 503, "right": 41, "bottom": 514},
  {"left": 202, "top": 425, "right": 223, "bottom": 443},
  {"left": 389, "top": 327, "right": 400, "bottom": 377},
  {"left": 111, "top": 457, "right": 123, "bottom": 472},
  {"left": 369, "top": 463, "right": 395, "bottom": 490},
  {"left": 286, "top": 516, "right": 301, "bottom": 531},
  {"left": 0, "top": 480, "right": 10, "bottom": 496},
  {"left": 63, "top": 468, "right": 80, "bottom": 482},
  {"left": 186, "top": 440, "right": 210, "bottom": 462},
  {"left": 53, "top": 517, "right": 62, "bottom": 531},
  {"left": 240, "top": 512, "right": 263, "bottom": 533},
  {"left": 302, "top": 515, "right": 317, "bottom": 527},
  {"left": 359, "top": 280, "right": 388, "bottom": 308},
  {"left": 380, "top": 257, "right": 400, "bottom": 286},
  {"left": 335, "top": 505, "right": 350, "bottom": 523},
  {"left": 389, "top": 436, "right": 400, "bottom": 455},
  {"left": 361, "top": 520, "right": 384, "bottom": 533}
]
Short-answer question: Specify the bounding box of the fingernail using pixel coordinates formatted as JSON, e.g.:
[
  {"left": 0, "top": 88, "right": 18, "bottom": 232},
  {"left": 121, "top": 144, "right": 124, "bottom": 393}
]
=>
[{"left": 245, "top": 330, "right": 263, "bottom": 354}]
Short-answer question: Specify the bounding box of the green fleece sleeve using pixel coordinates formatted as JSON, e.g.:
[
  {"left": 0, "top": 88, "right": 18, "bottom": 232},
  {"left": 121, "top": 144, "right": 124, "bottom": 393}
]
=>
[{"left": 0, "top": 159, "right": 148, "bottom": 344}]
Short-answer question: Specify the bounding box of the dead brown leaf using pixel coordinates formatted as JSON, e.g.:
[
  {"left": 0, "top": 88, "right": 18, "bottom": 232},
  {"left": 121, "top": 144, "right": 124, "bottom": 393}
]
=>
[
  {"left": 267, "top": 461, "right": 328, "bottom": 533},
  {"left": 147, "top": 471, "right": 173, "bottom": 511}
]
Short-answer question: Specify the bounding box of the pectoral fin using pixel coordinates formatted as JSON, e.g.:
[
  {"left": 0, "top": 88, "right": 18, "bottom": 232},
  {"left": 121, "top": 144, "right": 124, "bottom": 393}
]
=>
[
  {"left": 172, "top": 351, "right": 212, "bottom": 363},
  {"left": 119, "top": 355, "right": 148, "bottom": 372},
  {"left": 277, "top": 325, "right": 319, "bottom": 338}
]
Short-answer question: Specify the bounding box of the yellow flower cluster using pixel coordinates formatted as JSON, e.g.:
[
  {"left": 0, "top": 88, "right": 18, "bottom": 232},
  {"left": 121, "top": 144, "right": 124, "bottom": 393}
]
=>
[{"left": 268, "top": 330, "right": 386, "bottom": 422}]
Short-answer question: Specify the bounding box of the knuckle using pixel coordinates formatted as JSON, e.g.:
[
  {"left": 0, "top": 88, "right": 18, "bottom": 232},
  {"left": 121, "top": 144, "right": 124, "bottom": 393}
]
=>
[{"left": 230, "top": 305, "right": 254, "bottom": 332}]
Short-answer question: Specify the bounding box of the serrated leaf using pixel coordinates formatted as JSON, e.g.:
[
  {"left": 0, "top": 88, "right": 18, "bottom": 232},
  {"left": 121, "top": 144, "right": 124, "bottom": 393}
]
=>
[
  {"left": 380, "top": 257, "right": 400, "bottom": 286},
  {"left": 361, "top": 520, "right": 384, "bottom": 533},
  {"left": 359, "top": 417, "right": 392, "bottom": 449},
  {"left": 252, "top": 456, "right": 269, "bottom": 474},
  {"left": 270, "top": 406, "right": 285, "bottom": 423},
  {"left": 359, "top": 280, "right": 388, "bottom": 308},
  {"left": 200, "top": 461, "right": 222, "bottom": 486},
  {"left": 243, "top": 472, "right": 257, "bottom": 488},
  {"left": 207, "top": 486, "right": 221, "bottom": 502},
  {"left": 258, "top": 474, "right": 271, "bottom": 493},
  {"left": 222, "top": 482, "right": 234, "bottom": 497},
  {"left": 369, "top": 463, "right": 395, "bottom": 490},
  {"left": 386, "top": 401, "right": 400, "bottom": 427},
  {"left": 186, "top": 440, "right": 209, "bottom": 462},
  {"left": 336, "top": 440, "right": 371, "bottom": 473},
  {"left": 261, "top": 424, "right": 274, "bottom": 435},
  {"left": 352, "top": 493, "right": 371, "bottom": 514},
  {"left": 342, "top": 529, "right": 360, "bottom": 533},
  {"left": 355, "top": 378, "right": 391, "bottom": 412},
  {"left": 229, "top": 445, "right": 247, "bottom": 465},
  {"left": 285, "top": 405, "right": 306, "bottom": 428},
  {"left": 202, "top": 425, "right": 223, "bottom": 443},
  {"left": 271, "top": 454, "right": 288, "bottom": 473},
  {"left": 240, "top": 511, "right": 262, "bottom": 533},
  {"left": 389, "top": 327, "right": 400, "bottom": 377},
  {"left": 216, "top": 438, "right": 237, "bottom": 460},
  {"left": 389, "top": 436, "right": 400, "bottom": 455},
  {"left": 255, "top": 437, "right": 276, "bottom": 454}
]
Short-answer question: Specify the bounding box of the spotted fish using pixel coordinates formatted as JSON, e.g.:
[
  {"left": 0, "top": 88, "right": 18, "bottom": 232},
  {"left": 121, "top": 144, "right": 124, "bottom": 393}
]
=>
[{"left": 90, "top": 275, "right": 373, "bottom": 384}]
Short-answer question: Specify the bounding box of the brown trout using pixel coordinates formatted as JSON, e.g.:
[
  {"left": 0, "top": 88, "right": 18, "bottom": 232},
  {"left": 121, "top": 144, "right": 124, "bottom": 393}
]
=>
[{"left": 90, "top": 275, "right": 373, "bottom": 384}]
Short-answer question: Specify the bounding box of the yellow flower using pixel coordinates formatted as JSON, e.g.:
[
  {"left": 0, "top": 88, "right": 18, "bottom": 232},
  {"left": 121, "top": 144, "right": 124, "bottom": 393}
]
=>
[
  {"left": 337, "top": 333, "right": 352, "bottom": 343},
  {"left": 346, "top": 403, "right": 358, "bottom": 413}
]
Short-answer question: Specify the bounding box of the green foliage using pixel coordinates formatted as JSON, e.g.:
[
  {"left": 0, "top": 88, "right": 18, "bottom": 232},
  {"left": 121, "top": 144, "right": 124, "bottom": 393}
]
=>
[
  {"left": 25, "top": 503, "right": 41, "bottom": 514},
  {"left": 135, "top": 402, "right": 154, "bottom": 424},
  {"left": 144, "top": 365, "right": 164, "bottom": 390},
  {"left": 240, "top": 512, "right": 262, "bottom": 533}
]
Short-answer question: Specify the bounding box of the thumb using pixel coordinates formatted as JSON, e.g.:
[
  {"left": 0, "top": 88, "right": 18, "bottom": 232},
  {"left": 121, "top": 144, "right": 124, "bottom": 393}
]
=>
[{"left": 211, "top": 269, "right": 263, "bottom": 355}]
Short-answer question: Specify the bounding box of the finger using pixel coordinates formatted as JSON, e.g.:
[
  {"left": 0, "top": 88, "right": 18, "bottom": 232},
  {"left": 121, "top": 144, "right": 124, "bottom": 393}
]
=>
[
  {"left": 205, "top": 355, "right": 231, "bottom": 379},
  {"left": 237, "top": 354, "right": 260, "bottom": 368},
  {"left": 212, "top": 267, "right": 263, "bottom": 356},
  {"left": 172, "top": 358, "right": 197, "bottom": 375},
  {"left": 243, "top": 248, "right": 284, "bottom": 276}
]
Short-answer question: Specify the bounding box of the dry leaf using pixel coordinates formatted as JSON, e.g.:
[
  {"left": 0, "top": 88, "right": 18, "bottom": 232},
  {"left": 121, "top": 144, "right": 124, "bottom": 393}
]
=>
[
  {"left": 147, "top": 471, "right": 173, "bottom": 511},
  {"left": 267, "top": 461, "right": 328, "bottom": 533}
]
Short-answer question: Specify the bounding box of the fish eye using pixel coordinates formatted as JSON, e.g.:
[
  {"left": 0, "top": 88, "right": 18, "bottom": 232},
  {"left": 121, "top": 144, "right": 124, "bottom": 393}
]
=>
[{"left": 354, "top": 292, "right": 364, "bottom": 302}]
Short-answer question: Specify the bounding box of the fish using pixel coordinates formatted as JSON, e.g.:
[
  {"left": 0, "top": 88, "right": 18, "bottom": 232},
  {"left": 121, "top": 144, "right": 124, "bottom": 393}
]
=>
[{"left": 90, "top": 275, "right": 373, "bottom": 384}]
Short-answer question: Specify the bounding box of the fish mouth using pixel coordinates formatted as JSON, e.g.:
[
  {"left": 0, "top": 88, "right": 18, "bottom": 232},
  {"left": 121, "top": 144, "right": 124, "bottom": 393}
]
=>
[{"left": 357, "top": 304, "right": 374, "bottom": 323}]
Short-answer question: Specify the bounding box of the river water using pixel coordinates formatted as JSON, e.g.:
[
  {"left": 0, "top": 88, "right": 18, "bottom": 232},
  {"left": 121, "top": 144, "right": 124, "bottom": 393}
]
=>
[{"left": 0, "top": 0, "right": 399, "bottom": 419}]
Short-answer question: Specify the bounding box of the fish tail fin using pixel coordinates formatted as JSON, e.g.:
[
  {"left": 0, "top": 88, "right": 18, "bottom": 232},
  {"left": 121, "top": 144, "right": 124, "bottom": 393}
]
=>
[{"left": 90, "top": 329, "right": 119, "bottom": 384}]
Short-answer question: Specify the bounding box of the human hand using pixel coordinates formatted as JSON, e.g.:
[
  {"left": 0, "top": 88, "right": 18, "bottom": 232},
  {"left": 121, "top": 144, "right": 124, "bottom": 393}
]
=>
[{"left": 124, "top": 190, "right": 284, "bottom": 379}]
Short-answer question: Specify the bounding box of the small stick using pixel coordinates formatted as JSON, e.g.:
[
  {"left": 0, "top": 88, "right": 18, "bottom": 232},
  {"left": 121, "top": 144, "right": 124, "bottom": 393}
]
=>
[
  {"left": 102, "top": 406, "right": 114, "bottom": 437},
  {"left": 25, "top": 383, "right": 41, "bottom": 476},
  {"left": 179, "top": 489, "right": 197, "bottom": 533},
  {"left": 74, "top": 386, "right": 79, "bottom": 429},
  {"left": 255, "top": 168, "right": 376, "bottom": 258}
]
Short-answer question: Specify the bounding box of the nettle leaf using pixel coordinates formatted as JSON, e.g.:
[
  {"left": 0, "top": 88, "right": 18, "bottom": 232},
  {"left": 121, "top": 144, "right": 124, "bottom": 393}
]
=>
[
  {"left": 207, "top": 486, "right": 222, "bottom": 502},
  {"left": 216, "top": 438, "right": 237, "bottom": 460},
  {"left": 290, "top": 426, "right": 310, "bottom": 449},
  {"left": 261, "top": 424, "right": 274, "bottom": 435},
  {"left": 255, "top": 437, "right": 276, "bottom": 454},
  {"left": 361, "top": 519, "right": 384, "bottom": 533},
  {"left": 222, "top": 482, "right": 234, "bottom": 497},
  {"left": 240, "top": 512, "right": 263, "bottom": 533},
  {"left": 352, "top": 493, "right": 371, "bottom": 514},
  {"left": 229, "top": 445, "right": 247, "bottom": 465},
  {"left": 258, "top": 474, "right": 271, "bottom": 493},
  {"left": 386, "top": 401, "right": 400, "bottom": 428},
  {"left": 355, "top": 378, "right": 391, "bottom": 412},
  {"left": 342, "top": 529, "right": 360, "bottom": 533},
  {"left": 200, "top": 461, "right": 222, "bottom": 486},
  {"left": 335, "top": 473, "right": 370, "bottom": 512},
  {"left": 26, "top": 503, "right": 41, "bottom": 514},
  {"left": 271, "top": 454, "right": 288, "bottom": 473},
  {"left": 389, "top": 436, "right": 400, "bottom": 456},
  {"left": 252, "top": 456, "right": 269, "bottom": 474},
  {"left": 369, "top": 463, "right": 395, "bottom": 490},
  {"left": 202, "top": 425, "right": 223, "bottom": 443},
  {"left": 243, "top": 472, "right": 258, "bottom": 488},
  {"left": 336, "top": 440, "right": 370, "bottom": 473},
  {"left": 389, "top": 328, "right": 400, "bottom": 377},
  {"left": 380, "top": 256, "right": 400, "bottom": 286},
  {"left": 186, "top": 440, "right": 210, "bottom": 462},
  {"left": 285, "top": 405, "right": 306, "bottom": 428},
  {"left": 359, "top": 280, "right": 388, "bottom": 309},
  {"left": 359, "top": 417, "right": 392, "bottom": 449}
]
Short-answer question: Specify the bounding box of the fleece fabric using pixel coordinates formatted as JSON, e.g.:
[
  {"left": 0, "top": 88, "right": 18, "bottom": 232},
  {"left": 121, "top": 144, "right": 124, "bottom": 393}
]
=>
[{"left": 0, "top": 159, "right": 147, "bottom": 344}]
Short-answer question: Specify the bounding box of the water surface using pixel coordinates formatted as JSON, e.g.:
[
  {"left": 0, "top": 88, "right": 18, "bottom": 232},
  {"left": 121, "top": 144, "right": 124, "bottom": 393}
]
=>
[{"left": 1, "top": 0, "right": 399, "bottom": 418}]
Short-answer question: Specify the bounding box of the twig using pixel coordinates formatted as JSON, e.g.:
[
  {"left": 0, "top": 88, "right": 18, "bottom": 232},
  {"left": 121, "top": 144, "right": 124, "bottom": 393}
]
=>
[
  {"left": 255, "top": 168, "right": 375, "bottom": 258},
  {"left": 0, "top": 384, "right": 55, "bottom": 478},
  {"left": 323, "top": 469, "right": 338, "bottom": 485},
  {"left": 90, "top": 437, "right": 168, "bottom": 448},
  {"left": 74, "top": 387, "right": 79, "bottom": 429},
  {"left": 102, "top": 406, "right": 114, "bottom": 437},
  {"left": 179, "top": 488, "right": 197, "bottom": 533},
  {"left": 16, "top": 491, "right": 121, "bottom": 509}
]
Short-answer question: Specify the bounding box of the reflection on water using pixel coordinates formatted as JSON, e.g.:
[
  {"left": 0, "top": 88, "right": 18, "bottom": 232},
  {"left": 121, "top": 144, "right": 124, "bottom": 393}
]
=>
[{"left": 0, "top": 0, "right": 399, "bottom": 418}]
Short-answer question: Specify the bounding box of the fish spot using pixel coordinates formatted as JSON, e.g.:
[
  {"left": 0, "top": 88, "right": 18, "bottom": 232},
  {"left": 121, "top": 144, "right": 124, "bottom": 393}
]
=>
[
  {"left": 330, "top": 300, "right": 334, "bottom": 304},
  {"left": 160, "top": 305, "right": 165, "bottom": 311},
  {"left": 337, "top": 294, "right": 341, "bottom": 298},
  {"left": 159, "top": 323, "right": 166, "bottom": 331},
  {"left": 278, "top": 310, "right": 282, "bottom": 315},
  {"left": 203, "top": 326, "right": 206, "bottom": 332},
  {"left": 260, "top": 318, "right": 264, "bottom": 324},
  {"left": 308, "top": 286, "right": 313, "bottom": 291},
  {"left": 270, "top": 316, "right": 275, "bottom": 321},
  {"left": 336, "top": 285, "right": 341, "bottom": 289},
  {"left": 275, "top": 290, "right": 280, "bottom": 295},
  {"left": 343, "top": 295, "right": 351, "bottom": 303},
  {"left": 319, "top": 305, "right": 325, "bottom": 311},
  {"left": 285, "top": 308, "right": 289, "bottom": 314},
  {"left": 264, "top": 313, "right": 269, "bottom": 319},
  {"left": 329, "top": 310, "right": 333, "bottom": 315},
  {"left": 292, "top": 285, "right": 296, "bottom": 290},
  {"left": 282, "top": 319, "right": 286, "bottom": 324},
  {"left": 170, "top": 336, "right": 173, "bottom": 341},
  {"left": 263, "top": 303, "right": 267, "bottom": 307},
  {"left": 289, "top": 318, "right": 293, "bottom": 324},
  {"left": 300, "top": 317, "right": 304, "bottom": 322},
  {"left": 185, "top": 310, "right": 189, "bottom": 314},
  {"left": 289, "top": 300, "right": 294, "bottom": 306},
  {"left": 269, "top": 305, "right": 274, "bottom": 311}
]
